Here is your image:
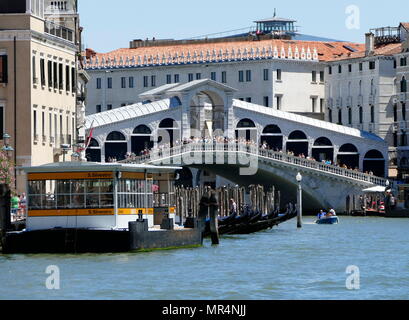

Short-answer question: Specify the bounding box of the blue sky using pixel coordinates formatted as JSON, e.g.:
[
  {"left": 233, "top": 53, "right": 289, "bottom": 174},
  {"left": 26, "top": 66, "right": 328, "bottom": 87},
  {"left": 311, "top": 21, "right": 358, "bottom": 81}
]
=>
[{"left": 79, "top": 0, "right": 409, "bottom": 53}]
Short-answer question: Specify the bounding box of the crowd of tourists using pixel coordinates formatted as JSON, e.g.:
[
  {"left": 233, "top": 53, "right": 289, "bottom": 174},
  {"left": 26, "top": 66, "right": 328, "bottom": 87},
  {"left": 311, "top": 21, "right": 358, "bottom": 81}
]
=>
[
  {"left": 10, "top": 193, "right": 26, "bottom": 222},
  {"left": 119, "top": 136, "right": 372, "bottom": 175}
]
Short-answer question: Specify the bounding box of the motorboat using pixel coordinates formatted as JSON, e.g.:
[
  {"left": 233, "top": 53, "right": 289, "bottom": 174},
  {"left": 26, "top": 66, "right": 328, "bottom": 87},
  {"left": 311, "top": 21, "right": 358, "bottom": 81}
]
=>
[{"left": 315, "top": 216, "right": 339, "bottom": 225}]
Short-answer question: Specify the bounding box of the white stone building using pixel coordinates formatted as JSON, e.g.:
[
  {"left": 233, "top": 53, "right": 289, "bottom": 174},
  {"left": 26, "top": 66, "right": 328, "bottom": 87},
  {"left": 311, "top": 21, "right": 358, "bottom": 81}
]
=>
[
  {"left": 325, "top": 23, "right": 409, "bottom": 179},
  {"left": 83, "top": 38, "right": 363, "bottom": 119},
  {"left": 395, "top": 25, "right": 409, "bottom": 179}
]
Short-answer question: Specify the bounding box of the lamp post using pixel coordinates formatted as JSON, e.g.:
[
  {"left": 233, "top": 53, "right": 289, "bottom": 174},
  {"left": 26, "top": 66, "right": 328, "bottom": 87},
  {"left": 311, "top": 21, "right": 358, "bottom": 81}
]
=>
[
  {"left": 1, "top": 133, "right": 15, "bottom": 193},
  {"left": 296, "top": 172, "right": 303, "bottom": 229},
  {"left": 60, "top": 144, "right": 71, "bottom": 162},
  {"left": 2, "top": 134, "right": 14, "bottom": 159},
  {"left": 385, "top": 180, "right": 390, "bottom": 191}
]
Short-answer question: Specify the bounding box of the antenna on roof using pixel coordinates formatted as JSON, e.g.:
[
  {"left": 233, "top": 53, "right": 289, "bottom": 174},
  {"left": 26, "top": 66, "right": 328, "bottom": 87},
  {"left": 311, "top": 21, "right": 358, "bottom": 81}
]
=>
[{"left": 273, "top": 8, "right": 277, "bottom": 17}]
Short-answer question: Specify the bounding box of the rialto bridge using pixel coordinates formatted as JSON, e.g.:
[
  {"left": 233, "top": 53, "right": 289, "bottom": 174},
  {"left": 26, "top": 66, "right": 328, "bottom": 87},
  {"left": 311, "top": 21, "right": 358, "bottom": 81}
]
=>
[{"left": 84, "top": 79, "right": 389, "bottom": 213}]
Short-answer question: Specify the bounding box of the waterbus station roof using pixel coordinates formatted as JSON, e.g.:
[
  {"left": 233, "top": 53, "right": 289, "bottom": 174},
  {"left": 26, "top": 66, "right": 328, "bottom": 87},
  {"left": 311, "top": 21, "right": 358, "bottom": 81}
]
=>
[{"left": 22, "top": 162, "right": 182, "bottom": 174}]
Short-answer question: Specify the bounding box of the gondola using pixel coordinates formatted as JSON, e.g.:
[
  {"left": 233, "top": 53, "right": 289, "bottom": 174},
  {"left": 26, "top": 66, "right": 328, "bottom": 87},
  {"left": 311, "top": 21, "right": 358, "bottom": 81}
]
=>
[{"left": 203, "top": 207, "right": 297, "bottom": 236}]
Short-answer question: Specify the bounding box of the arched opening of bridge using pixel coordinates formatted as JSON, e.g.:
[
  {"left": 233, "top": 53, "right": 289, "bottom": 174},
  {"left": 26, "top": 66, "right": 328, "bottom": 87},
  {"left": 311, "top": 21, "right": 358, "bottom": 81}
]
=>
[
  {"left": 175, "top": 167, "right": 193, "bottom": 188},
  {"left": 86, "top": 138, "right": 101, "bottom": 162},
  {"left": 189, "top": 92, "right": 224, "bottom": 138},
  {"left": 158, "top": 118, "right": 180, "bottom": 148},
  {"left": 105, "top": 131, "right": 127, "bottom": 162},
  {"left": 363, "top": 150, "right": 385, "bottom": 177},
  {"left": 312, "top": 137, "right": 334, "bottom": 162},
  {"left": 337, "top": 144, "right": 359, "bottom": 169},
  {"left": 286, "top": 130, "right": 308, "bottom": 157},
  {"left": 132, "top": 125, "right": 153, "bottom": 155},
  {"left": 260, "top": 125, "right": 283, "bottom": 151},
  {"left": 235, "top": 119, "right": 258, "bottom": 142}
]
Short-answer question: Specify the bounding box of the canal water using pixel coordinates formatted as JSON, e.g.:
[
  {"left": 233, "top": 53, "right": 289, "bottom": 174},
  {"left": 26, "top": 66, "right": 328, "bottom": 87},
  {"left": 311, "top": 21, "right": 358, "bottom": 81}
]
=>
[{"left": 1, "top": 217, "right": 409, "bottom": 300}]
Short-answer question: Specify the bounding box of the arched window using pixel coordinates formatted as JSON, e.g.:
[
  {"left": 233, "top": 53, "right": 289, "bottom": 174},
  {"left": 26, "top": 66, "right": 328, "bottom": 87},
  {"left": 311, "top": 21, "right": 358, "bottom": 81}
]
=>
[
  {"left": 236, "top": 119, "right": 256, "bottom": 128},
  {"left": 88, "top": 138, "right": 100, "bottom": 148},
  {"left": 106, "top": 131, "right": 126, "bottom": 141},
  {"left": 337, "top": 144, "right": 359, "bottom": 170},
  {"left": 133, "top": 125, "right": 152, "bottom": 135},
  {"left": 401, "top": 77, "right": 407, "bottom": 93},
  {"left": 288, "top": 130, "right": 307, "bottom": 140},
  {"left": 312, "top": 137, "right": 333, "bottom": 162},
  {"left": 287, "top": 130, "right": 308, "bottom": 157},
  {"left": 86, "top": 138, "right": 101, "bottom": 163},
  {"left": 359, "top": 80, "right": 362, "bottom": 95},
  {"left": 363, "top": 150, "right": 385, "bottom": 177},
  {"left": 262, "top": 125, "right": 281, "bottom": 134},
  {"left": 339, "top": 144, "right": 358, "bottom": 153},
  {"left": 371, "top": 105, "right": 375, "bottom": 123},
  {"left": 359, "top": 106, "right": 363, "bottom": 124},
  {"left": 159, "top": 118, "right": 178, "bottom": 128},
  {"left": 364, "top": 150, "right": 384, "bottom": 159},
  {"left": 338, "top": 109, "right": 342, "bottom": 125},
  {"left": 105, "top": 132, "right": 127, "bottom": 162},
  {"left": 370, "top": 79, "right": 374, "bottom": 95},
  {"left": 313, "top": 137, "right": 332, "bottom": 146},
  {"left": 158, "top": 118, "right": 179, "bottom": 147},
  {"left": 261, "top": 125, "right": 283, "bottom": 150},
  {"left": 132, "top": 125, "right": 153, "bottom": 155},
  {"left": 236, "top": 119, "right": 257, "bottom": 141}
]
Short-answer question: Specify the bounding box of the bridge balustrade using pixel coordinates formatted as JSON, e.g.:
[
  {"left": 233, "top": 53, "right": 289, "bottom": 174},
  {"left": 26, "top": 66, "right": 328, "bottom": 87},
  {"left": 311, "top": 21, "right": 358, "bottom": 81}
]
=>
[{"left": 123, "top": 142, "right": 388, "bottom": 186}]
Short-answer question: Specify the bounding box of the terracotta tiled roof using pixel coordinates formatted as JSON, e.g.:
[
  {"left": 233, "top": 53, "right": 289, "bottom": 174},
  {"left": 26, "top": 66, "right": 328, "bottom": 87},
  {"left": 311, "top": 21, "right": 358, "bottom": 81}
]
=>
[
  {"left": 401, "top": 22, "right": 409, "bottom": 30},
  {"left": 84, "top": 39, "right": 365, "bottom": 69},
  {"left": 328, "top": 42, "right": 403, "bottom": 62}
]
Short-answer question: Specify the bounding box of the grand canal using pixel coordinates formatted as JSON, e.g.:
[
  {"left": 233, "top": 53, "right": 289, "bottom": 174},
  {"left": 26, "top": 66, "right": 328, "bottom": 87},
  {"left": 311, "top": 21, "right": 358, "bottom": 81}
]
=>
[{"left": 1, "top": 217, "right": 408, "bottom": 300}]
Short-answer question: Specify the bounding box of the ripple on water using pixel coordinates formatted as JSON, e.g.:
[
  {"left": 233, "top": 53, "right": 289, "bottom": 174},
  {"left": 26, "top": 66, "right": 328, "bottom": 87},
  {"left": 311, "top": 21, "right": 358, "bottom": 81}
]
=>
[{"left": 1, "top": 217, "right": 409, "bottom": 299}]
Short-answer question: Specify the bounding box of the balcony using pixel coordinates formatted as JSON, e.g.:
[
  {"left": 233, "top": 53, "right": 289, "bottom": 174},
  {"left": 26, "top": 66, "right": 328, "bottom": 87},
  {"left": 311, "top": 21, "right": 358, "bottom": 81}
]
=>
[
  {"left": 44, "top": 21, "right": 74, "bottom": 43},
  {"left": 400, "top": 121, "right": 408, "bottom": 131}
]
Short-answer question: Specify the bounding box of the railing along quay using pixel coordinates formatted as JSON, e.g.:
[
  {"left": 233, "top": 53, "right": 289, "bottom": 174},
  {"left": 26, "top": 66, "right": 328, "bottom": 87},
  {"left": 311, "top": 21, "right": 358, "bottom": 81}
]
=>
[{"left": 124, "top": 143, "right": 388, "bottom": 186}]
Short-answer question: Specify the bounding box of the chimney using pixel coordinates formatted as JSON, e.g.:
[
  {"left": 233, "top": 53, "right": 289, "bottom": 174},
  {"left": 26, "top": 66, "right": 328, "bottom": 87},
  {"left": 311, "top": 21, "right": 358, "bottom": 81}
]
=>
[{"left": 365, "top": 32, "right": 375, "bottom": 56}]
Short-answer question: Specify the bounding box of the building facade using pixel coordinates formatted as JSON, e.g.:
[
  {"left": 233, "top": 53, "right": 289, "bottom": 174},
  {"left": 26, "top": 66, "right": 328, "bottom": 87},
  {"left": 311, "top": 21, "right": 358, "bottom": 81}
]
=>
[
  {"left": 84, "top": 27, "right": 363, "bottom": 119},
  {"left": 395, "top": 26, "right": 409, "bottom": 180},
  {"left": 325, "top": 23, "right": 409, "bottom": 179},
  {"left": 82, "top": 79, "right": 389, "bottom": 212},
  {"left": 0, "top": 0, "right": 78, "bottom": 192}
]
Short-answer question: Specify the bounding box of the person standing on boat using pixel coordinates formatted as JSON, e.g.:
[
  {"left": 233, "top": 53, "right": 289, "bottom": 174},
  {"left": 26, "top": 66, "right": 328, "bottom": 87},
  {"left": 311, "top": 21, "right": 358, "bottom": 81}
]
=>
[{"left": 229, "top": 199, "right": 237, "bottom": 216}]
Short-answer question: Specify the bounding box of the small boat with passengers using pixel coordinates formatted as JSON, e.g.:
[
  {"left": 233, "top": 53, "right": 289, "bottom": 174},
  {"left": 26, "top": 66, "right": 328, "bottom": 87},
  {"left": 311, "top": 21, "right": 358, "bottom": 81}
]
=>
[{"left": 315, "top": 216, "right": 340, "bottom": 225}]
